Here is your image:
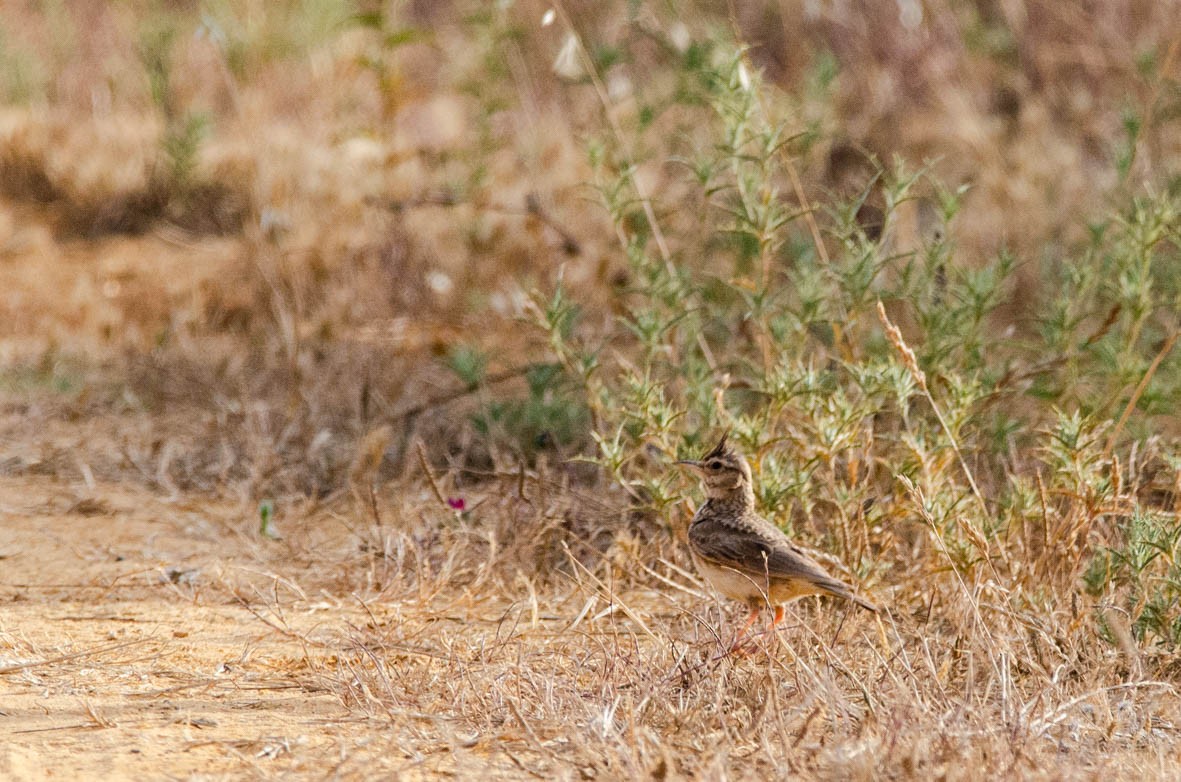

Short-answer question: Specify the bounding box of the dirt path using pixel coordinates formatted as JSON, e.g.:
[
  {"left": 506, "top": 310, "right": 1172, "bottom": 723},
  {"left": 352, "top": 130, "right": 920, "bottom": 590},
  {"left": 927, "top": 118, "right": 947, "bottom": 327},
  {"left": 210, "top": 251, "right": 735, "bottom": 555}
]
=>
[{"left": 0, "top": 477, "right": 409, "bottom": 780}]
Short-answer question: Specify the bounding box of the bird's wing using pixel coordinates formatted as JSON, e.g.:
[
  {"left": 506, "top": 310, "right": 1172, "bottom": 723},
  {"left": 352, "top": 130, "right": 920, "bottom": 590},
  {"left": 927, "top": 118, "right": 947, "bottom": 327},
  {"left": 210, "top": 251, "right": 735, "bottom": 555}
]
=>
[{"left": 689, "top": 516, "right": 857, "bottom": 597}]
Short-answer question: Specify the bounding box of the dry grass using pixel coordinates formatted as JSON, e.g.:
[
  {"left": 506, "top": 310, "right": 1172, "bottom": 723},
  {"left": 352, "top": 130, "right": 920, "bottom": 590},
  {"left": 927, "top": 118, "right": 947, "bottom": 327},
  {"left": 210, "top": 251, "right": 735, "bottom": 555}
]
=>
[
  {"left": 6, "top": 465, "right": 1175, "bottom": 779},
  {"left": 2, "top": 1, "right": 1181, "bottom": 779},
  {"left": 305, "top": 508, "right": 1179, "bottom": 780}
]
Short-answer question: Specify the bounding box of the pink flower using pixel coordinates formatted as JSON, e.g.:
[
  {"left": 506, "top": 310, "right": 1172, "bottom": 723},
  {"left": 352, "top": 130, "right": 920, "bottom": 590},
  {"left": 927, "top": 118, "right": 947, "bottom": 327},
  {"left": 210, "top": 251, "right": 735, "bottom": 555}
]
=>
[{"left": 446, "top": 497, "right": 466, "bottom": 511}]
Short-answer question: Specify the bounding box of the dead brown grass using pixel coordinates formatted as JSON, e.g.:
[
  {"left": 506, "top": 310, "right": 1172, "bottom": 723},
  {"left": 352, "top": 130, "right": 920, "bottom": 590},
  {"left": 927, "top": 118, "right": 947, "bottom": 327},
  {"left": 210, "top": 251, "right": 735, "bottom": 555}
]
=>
[{"left": 3, "top": 463, "right": 1177, "bottom": 779}]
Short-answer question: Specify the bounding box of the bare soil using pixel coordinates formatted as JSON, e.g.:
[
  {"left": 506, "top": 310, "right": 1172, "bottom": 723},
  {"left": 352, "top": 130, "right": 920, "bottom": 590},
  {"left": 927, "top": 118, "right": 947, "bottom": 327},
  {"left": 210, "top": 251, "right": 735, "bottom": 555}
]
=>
[
  {"left": 0, "top": 473, "right": 397, "bottom": 780},
  {"left": 0, "top": 469, "right": 577, "bottom": 780}
]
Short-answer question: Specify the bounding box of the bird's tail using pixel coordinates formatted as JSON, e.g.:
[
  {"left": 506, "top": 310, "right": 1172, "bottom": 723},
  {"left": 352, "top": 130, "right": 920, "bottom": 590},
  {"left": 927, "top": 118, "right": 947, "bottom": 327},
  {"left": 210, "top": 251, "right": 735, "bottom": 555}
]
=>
[
  {"left": 849, "top": 592, "right": 880, "bottom": 612},
  {"left": 816, "top": 574, "right": 880, "bottom": 612}
]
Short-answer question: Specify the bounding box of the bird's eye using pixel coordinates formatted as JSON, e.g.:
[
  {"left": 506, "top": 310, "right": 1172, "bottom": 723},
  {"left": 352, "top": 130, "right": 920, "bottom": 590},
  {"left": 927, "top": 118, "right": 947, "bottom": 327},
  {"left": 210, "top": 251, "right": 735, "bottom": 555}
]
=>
[{"left": 707, "top": 460, "right": 722, "bottom": 471}]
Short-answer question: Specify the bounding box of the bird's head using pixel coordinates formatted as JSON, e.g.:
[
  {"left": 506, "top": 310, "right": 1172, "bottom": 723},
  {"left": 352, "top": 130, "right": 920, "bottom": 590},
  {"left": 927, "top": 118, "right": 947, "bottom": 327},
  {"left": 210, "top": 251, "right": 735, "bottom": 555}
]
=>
[{"left": 676, "top": 432, "right": 754, "bottom": 500}]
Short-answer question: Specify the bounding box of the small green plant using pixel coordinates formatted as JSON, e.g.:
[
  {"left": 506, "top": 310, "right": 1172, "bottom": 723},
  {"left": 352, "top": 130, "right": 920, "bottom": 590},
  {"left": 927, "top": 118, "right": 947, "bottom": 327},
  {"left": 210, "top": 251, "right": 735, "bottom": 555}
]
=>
[
  {"left": 258, "top": 499, "right": 279, "bottom": 539},
  {"left": 160, "top": 112, "right": 211, "bottom": 195},
  {"left": 447, "top": 345, "right": 589, "bottom": 459},
  {"left": 472, "top": 363, "right": 589, "bottom": 457},
  {"left": 139, "top": 16, "right": 212, "bottom": 209},
  {"left": 447, "top": 345, "right": 488, "bottom": 388},
  {"left": 1085, "top": 509, "right": 1181, "bottom": 647}
]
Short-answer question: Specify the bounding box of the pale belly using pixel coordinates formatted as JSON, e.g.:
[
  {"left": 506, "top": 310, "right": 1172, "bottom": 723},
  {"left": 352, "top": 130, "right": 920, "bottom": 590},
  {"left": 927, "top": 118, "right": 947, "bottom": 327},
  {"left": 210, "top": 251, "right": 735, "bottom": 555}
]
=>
[{"left": 691, "top": 554, "right": 818, "bottom": 606}]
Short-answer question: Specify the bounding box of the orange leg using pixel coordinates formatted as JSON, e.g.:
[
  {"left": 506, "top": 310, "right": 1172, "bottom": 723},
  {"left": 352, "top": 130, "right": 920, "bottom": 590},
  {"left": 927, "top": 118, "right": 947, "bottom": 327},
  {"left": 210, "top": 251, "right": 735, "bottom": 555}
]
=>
[
  {"left": 769, "top": 605, "right": 786, "bottom": 629},
  {"left": 727, "top": 606, "right": 760, "bottom": 651}
]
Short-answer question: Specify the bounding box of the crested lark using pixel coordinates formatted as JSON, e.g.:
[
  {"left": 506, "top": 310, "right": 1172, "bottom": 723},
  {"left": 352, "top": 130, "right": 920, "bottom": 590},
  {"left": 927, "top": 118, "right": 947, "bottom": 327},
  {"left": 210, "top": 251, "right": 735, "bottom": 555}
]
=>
[{"left": 677, "top": 433, "right": 878, "bottom": 646}]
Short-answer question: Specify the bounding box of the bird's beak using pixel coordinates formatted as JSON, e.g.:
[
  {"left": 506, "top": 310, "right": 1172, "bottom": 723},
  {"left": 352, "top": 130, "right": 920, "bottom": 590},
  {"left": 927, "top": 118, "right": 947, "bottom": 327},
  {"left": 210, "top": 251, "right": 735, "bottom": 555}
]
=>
[{"left": 675, "top": 459, "right": 704, "bottom": 472}]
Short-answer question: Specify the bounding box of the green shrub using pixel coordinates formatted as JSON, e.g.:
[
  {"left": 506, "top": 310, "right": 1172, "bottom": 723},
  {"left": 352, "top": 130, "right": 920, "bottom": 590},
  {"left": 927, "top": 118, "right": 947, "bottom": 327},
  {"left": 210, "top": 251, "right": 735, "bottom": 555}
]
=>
[{"left": 521, "top": 14, "right": 1181, "bottom": 651}]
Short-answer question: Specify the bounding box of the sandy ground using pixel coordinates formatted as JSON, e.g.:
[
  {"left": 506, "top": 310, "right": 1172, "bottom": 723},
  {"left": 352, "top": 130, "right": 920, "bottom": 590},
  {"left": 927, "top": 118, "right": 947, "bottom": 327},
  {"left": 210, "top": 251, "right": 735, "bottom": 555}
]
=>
[
  {"left": 0, "top": 476, "right": 366, "bottom": 780},
  {"left": 0, "top": 470, "right": 567, "bottom": 782}
]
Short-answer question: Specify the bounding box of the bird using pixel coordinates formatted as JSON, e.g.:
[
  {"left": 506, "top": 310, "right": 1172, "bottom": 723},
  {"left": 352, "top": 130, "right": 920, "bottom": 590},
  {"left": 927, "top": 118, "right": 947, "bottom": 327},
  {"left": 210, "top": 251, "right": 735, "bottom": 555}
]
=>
[{"left": 676, "top": 432, "right": 878, "bottom": 648}]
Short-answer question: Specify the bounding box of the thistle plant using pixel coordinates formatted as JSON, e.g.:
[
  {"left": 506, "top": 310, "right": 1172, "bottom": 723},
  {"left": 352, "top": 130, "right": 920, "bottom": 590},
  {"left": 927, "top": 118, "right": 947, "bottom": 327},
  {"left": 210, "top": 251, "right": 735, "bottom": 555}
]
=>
[
  {"left": 531, "top": 30, "right": 1006, "bottom": 564},
  {"left": 525, "top": 12, "right": 1181, "bottom": 652}
]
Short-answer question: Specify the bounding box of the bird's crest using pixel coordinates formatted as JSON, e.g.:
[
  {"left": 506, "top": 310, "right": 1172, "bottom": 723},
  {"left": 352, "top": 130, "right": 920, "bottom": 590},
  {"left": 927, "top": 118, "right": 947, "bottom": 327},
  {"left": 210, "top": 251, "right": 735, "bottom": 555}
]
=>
[{"left": 703, "top": 430, "right": 733, "bottom": 460}]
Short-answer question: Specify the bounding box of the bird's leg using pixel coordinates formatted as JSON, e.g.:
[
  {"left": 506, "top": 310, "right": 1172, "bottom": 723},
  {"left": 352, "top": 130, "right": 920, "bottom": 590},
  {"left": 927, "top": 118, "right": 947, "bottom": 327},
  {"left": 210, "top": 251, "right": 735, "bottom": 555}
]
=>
[
  {"left": 769, "top": 605, "right": 785, "bottom": 629},
  {"left": 728, "top": 605, "right": 762, "bottom": 654}
]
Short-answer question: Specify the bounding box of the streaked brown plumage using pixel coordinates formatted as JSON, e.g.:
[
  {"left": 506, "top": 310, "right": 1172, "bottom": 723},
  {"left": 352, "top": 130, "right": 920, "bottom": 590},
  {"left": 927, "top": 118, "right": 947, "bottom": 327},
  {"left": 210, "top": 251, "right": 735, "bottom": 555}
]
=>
[{"left": 677, "top": 433, "right": 878, "bottom": 644}]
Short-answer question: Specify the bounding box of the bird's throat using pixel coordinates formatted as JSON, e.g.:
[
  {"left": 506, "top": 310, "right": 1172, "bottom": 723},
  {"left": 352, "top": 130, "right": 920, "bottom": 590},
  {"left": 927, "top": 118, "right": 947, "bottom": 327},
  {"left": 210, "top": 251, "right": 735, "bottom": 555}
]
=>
[{"left": 703, "top": 487, "right": 755, "bottom": 515}]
